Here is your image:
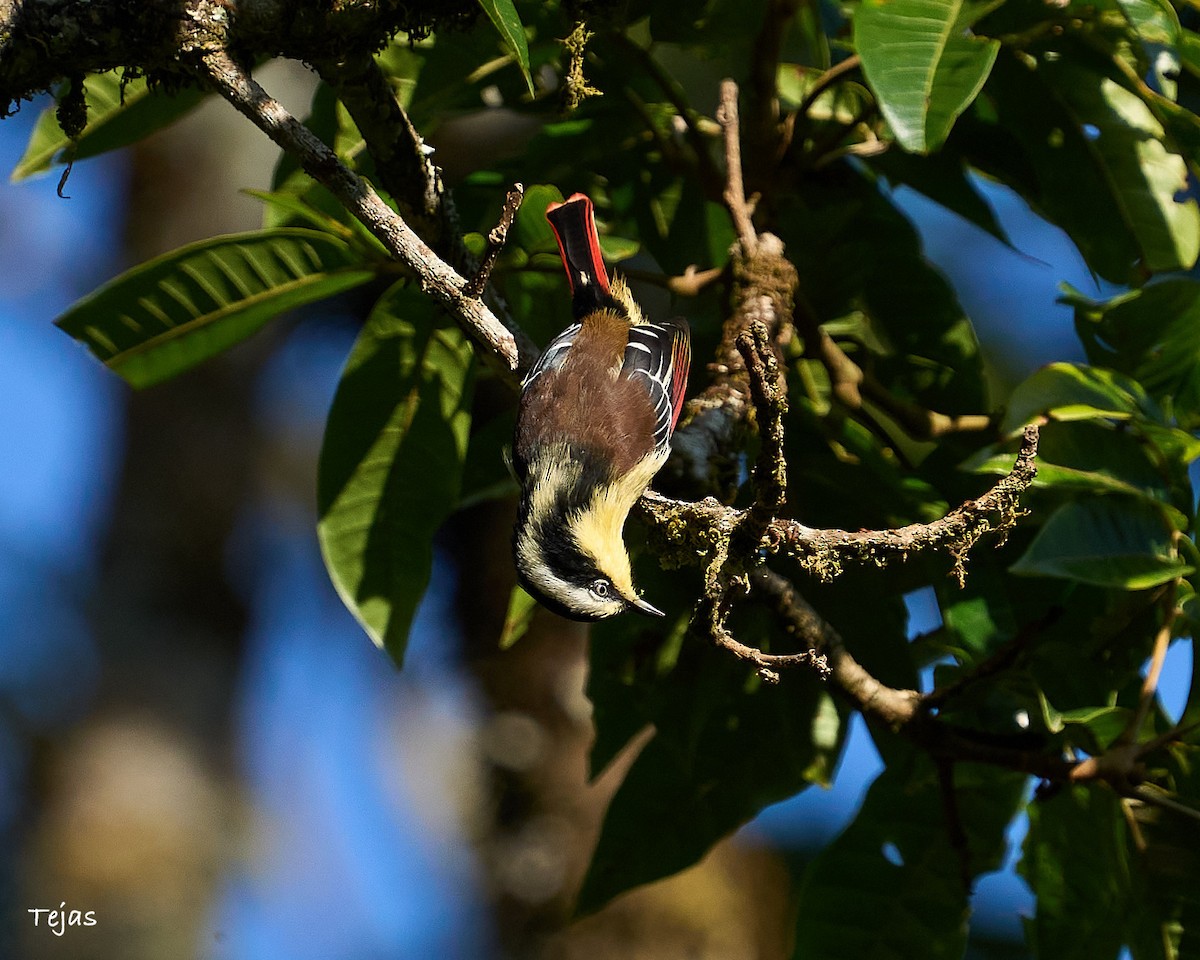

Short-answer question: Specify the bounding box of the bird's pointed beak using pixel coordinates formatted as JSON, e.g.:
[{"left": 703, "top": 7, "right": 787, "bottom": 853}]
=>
[{"left": 629, "top": 595, "right": 665, "bottom": 618}]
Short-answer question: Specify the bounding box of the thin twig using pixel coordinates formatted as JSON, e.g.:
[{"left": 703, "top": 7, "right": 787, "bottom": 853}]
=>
[
  {"left": 1118, "top": 580, "right": 1179, "bottom": 747},
  {"left": 796, "top": 54, "right": 862, "bottom": 120},
  {"left": 924, "top": 607, "right": 1062, "bottom": 709},
  {"left": 465, "top": 184, "right": 524, "bottom": 299},
  {"left": 717, "top": 79, "right": 758, "bottom": 252}
]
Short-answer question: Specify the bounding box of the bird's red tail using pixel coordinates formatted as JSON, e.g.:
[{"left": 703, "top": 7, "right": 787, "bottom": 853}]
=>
[{"left": 546, "top": 193, "right": 611, "bottom": 316}]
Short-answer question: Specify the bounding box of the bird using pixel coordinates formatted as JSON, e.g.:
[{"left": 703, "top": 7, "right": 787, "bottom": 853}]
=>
[{"left": 511, "top": 192, "right": 691, "bottom": 621}]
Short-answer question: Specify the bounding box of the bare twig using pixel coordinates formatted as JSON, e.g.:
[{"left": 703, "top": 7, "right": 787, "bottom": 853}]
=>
[
  {"left": 199, "top": 49, "right": 536, "bottom": 376},
  {"left": 465, "top": 184, "right": 525, "bottom": 299},
  {"left": 1118, "top": 580, "right": 1179, "bottom": 746},
  {"left": 717, "top": 79, "right": 758, "bottom": 252},
  {"left": 795, "top": 54, "right": 862, "bottom": 121},
  {"left": 752, "top": 569, "right": 916, "bottom": 721}
]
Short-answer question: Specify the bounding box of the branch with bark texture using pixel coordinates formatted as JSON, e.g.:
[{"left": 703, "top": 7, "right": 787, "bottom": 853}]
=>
[{"left": 198, "top": 49, "right": 536, "bottom": 374}]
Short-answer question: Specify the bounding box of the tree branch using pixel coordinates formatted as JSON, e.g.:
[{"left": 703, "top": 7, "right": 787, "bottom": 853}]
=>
[
  {"left": 645, "top": 424, "right": 1039, "bottom": 582},
  {"left": 198, "top": 48, "right": 535, "bottom": 375}
]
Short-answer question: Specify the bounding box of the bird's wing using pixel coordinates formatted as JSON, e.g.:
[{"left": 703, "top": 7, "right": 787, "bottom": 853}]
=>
[
  {"left": 521, "top": 322, "right": 582, "bottom": 390},
  {"left": 622, "top": 318, "right": 691, "bottom": 452}
]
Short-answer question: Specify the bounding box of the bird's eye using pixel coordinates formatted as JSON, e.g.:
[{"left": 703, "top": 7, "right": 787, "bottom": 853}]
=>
[{"left": 590, "top": 578, "right": 611, "bottom": 599}]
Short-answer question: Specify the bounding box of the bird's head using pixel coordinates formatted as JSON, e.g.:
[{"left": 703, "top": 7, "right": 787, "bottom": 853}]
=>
[{"left": 513, "top": 451, "right": 665, "bottom": 622}]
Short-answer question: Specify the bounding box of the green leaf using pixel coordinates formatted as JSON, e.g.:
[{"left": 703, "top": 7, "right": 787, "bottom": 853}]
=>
[
  {"left": 1070, "top": 280, "right": 1200, "bottom": 429},
  {"left": 12, "top": 72, "right": 207, "bottom": 181},
  {"left": 498, "top": 586, "right": 538, "bottom": 650},
  {"left": 317, "top": 283, "right": 475, "bottom": 665},
  {"left": 1056, "top": 705, "right": 1131, "bottom": 750},
  {"left": 475, "top": 0, "right": 535, "bottom": 95},
  {"left": 1012, "top": 497, "right": 1190, "bottom": 589},
  {"left": 581, "top": 570, "right": 907, "bottom": 913},
  {"left": 968, "top": 420, "right": 1174, "bottom": 504},
  {"left": 1020, "top": 787, "right": 1128, "bottom": 960},
  {"left": 55, "top": 229, "right": 375, "bottom": 388},
  {"left": 1001, "top": 362, "right": 1161, "bottom": 433},
  {"left": 1114, "top": 0, "right": 1180, "bottom": 47},
  {"left": 796, "top": 750, "right": 1026, "bottom": 959},
  {"left": 854, "top": 0, "right": 1000, "bottom": 153},
  {"left": 243, "top": 189, "right": 357, "bottom": 241}
]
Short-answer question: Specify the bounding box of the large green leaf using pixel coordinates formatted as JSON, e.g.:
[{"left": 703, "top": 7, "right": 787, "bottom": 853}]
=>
[
  {"left": 475, "top": 0, "right": 535, "bottom": 95},
  {"left": 1012, "top": 497, "right": 1190, "bottom": 589},
  {"left": 56, "top": 229, "right": 375, "bottom": 388},
  {"left": 580, "top": 569, "right": 911, "bottom": 914},
  {"left": 1001, "top": 362, "right": 1161, "bottom": 433},
  {"left": 317, "top": 283, "right": 475, "bottom": 665},
  {"left": 854, "top": 0, "right": 1000, "bottom": 153},
  {"left": 795, "top": 749, "right": 1026, "bottom": 959},
  {"left": 1020, "top": 787, "right": 1128, "bottom": 960},
  {"left": 12, "top": 72, "right": 207, "bottom": 181}
]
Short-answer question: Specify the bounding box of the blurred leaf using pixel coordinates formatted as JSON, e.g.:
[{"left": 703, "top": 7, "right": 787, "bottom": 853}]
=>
[
  {"left": 475, "top": 0, "right": 535, "bottom": 95},
  {"left": 777, "top": 63, "right": 873, "bottom": 123},
  {"left": 513, "top": 182, "right": 564, "bottom": 255},
  {"left": 243, "top": 189, "right": 357, "bottom": 241},
  {"left": 317, "top": 283, "right": 475, "bottom": 664},
  {"left": 56, "top": 229, "right": 375, "bottom": 388},
  {"left": 854, "top": 0, "right": 1000, "bottom": 153},
  {"left": 1012, "top": 497, "right": 1189, "bottom": 589},
  {"left": 597, "top": 234, "right": 640, "bottom": 263},
  {"left": 12, "top": 72, "right": 206, "bottom": 181},
  {"left": 796, "top": 750, "right": 1026, "bottom": 958},
  {"left": 1114, "top": 0, "right": 1180, "bottom": 47},
  {"left": 1056, "top": 705, "right": 1131, "bottom": 751},
  {"left": 498, "top": 586, "right": 538, "bottom": 649}
]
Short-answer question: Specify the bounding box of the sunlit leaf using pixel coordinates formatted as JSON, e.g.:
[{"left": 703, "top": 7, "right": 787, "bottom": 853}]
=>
[
  {"left": 56, "top": 229, "right": 376, "bottom": 388},
  {"left": 854, "top": 0, "right": 1000, "bottom": 153},
  {"left": 498, "top": 586, "right": 538, "bottom": 649},
  {"left": 476, "top": 0, "right": 535, "bottom": 95},
  {"left": 1001, "top": 362, "right": 1161, "bottom": 433}
]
